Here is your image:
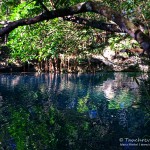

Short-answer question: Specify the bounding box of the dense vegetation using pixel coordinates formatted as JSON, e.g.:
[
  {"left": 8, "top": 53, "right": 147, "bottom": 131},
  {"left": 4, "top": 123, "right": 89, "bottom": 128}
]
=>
[
  {"left": 0, "top": 1, "right": 150, "bottom": 149},
  {"left": 0, "top": 0, "right": 150, "bottom": 72}
]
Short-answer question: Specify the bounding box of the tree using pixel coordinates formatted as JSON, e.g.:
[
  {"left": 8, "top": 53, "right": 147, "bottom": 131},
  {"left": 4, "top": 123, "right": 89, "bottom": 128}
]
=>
[{"left": 0, "top": 0, "right": 150, "bottom": 57}]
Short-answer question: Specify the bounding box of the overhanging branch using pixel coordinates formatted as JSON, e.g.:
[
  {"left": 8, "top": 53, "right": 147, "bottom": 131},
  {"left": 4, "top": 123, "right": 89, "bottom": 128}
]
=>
[
  {"left": 0, "top": 1, "right": 150, "bottom": 56},
  {"left": 63, "top": 15, "right": 125, "bottom": 33},
  {"left": 0, "top": 1, "right": 127, "bottom": 37}
]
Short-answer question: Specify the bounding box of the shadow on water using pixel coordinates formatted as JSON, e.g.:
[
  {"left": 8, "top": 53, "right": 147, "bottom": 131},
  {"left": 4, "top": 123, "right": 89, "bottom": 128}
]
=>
[{"left": 0, "top": 72, "right": 150, "bottom": 150}]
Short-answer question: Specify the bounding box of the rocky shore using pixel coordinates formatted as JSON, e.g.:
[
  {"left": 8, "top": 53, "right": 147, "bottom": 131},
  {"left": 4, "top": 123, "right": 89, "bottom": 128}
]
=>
[{"left": 0, "top": 47, "right": 150, "bottom": 73}]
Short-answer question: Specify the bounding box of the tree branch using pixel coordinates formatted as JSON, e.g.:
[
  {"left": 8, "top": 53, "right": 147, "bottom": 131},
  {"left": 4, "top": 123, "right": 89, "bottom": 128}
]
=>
[
  {"left": 0, "top": 1, "right": 150, "bottom": 56},
  {"left": 63, "top": 15, "right": 125, "bottom": 33}
]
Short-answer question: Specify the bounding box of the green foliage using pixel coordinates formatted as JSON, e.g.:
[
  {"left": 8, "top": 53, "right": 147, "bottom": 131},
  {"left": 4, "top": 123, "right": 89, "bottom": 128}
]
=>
[
  {"left": 109, "top": 90, "right": 133, "bottom": 109},
  {"left": 7, "top": 18, "right": 96, "bottom": 63},
  {"left": 0, "top": 0, "right": 21, "bottom": 17},
  {"left": 9, "top": 1, "right": 41, "bottom": 20},
  {"left": 77, "top": 93, "right": 89, "bottom": 113},
  {"left": 51, "top": 0, "right": 86, "bottom": 9},
  {"left": 1, "top": 0, "right": 105, "bottom": 64},
  {"left": 7, "top": 20, "right": 64, "bottom": 62},
  {"left": 108, "top": 35, "right": 133, "bottom": 51},
  {"left": 1, "top": 0, "right": 150, "bottom": 64},
  {"left": 8, "top": 108, "right": 29, "bottom": 150},
  {"left": 8, "top": 107, "right": 57, "bottom": 149},
  {"left": 6, "top": 104, "right": 90, "bottom": 149}
]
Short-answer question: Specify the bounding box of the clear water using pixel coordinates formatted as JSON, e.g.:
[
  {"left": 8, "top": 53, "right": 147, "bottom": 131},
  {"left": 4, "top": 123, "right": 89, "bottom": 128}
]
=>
[{"left": 0, "top": 72, "right": 150, "bottom": 150}]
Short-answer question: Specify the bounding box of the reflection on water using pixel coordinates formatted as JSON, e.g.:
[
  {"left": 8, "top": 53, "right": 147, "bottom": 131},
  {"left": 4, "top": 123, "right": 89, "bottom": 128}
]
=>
[{"left": 0, "top": 72, "right": 150, "bottom": 150}]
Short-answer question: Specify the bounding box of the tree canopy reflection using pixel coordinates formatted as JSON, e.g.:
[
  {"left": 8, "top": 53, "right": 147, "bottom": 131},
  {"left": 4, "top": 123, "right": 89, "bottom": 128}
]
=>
[{"left": 0, "top": 72, "right": 149, "bottom": 149}]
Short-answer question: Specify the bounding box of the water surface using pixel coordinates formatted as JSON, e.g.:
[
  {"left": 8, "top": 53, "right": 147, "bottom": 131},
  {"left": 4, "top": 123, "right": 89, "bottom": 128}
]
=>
[{"left": 0, "top": 72, "right": 150, "bottom": 150}]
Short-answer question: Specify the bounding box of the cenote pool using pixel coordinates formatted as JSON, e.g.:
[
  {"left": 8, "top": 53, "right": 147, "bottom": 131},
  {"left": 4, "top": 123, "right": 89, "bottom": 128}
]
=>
[{"left": 0, "top": 72, "right": 150, "bottom": 150}]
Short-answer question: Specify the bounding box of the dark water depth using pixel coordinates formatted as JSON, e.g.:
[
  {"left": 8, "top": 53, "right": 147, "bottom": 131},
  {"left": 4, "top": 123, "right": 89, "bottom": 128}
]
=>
[{"left": 0, "top": 72, "right": 150, "bottom": 150}]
